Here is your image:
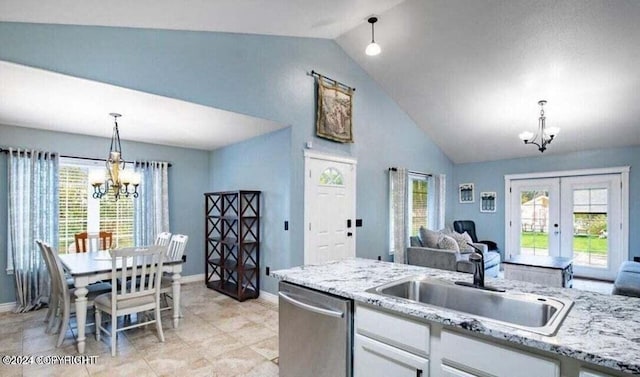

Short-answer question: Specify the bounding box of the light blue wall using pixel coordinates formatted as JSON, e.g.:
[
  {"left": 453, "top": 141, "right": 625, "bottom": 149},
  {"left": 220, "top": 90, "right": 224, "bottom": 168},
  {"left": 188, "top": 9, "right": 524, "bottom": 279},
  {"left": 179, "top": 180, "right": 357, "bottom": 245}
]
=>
[
  {"left": 0, "top": 22, "right": 455, "bottom": 295},
  {"left": 452, "top": 146, "right": 639, "bottom": 260},
  {"left": 0, "top": 124, "right": 209, "bottom": 303},
  {"left": 209, "top": 127, "right": 292, "bottom": 294}
]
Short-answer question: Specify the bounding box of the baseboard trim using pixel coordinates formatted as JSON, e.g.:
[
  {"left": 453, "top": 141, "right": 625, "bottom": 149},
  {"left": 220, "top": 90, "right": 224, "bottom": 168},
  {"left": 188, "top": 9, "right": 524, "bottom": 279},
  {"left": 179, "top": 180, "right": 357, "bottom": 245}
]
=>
[
  {"left": 259, "top": 290, "right": 278, "bottom": 304},
  {"left": 181, "top": 273, "right": 205, "bottom": 284},
  {"left": 0, "top": 301, "right": 16, "bottom": 313}
]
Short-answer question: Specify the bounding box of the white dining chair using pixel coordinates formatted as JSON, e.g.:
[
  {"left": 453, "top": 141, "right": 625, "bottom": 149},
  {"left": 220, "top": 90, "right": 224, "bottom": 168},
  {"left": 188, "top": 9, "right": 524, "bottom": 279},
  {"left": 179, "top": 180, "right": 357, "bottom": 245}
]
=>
[
  {"left": 154, "top": 232, "right": 172, "bottom": 246},
  {"left": 95, "top": 245, "right": 166, "bottom": 357},
  {"left": 160, "top": 234, "right": 189, "bottom": 312},
  {"left": 39, "top": 241, "right": 112, "bottom": 346},
  {"left": 36, "top": 240, "right": 59, "bottom": 332}
]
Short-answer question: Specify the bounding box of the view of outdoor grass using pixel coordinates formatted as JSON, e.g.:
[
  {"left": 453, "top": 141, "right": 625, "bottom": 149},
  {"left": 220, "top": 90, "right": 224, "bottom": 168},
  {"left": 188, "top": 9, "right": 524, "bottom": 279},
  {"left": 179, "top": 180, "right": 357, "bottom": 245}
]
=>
[{"left": 521, "top": 232, "right": 607, "bottom": 253}]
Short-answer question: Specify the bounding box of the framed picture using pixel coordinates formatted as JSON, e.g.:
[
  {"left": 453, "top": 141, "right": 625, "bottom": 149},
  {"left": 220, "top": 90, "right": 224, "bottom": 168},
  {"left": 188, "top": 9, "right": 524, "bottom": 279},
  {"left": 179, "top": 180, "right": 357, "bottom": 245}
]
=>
[
  {"left": 480, "top": 191, "right": 497, "bottom": 213},
  {"left": 459, "top": 183, "right": 474, "bottom": 203},
  {"left": 316, "top": 77, "right": 354, "bottom": 143}
]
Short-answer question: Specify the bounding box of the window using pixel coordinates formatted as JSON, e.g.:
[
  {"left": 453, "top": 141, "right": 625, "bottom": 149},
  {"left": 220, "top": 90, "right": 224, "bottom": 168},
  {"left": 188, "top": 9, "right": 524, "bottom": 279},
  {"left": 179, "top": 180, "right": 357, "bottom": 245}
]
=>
[
  {"left": 58, "top": 158, "right": 134, "bottom": 252},
  {"left": 407, "top": 173, "right": 429, "bottom": 236},
  {"left": 319, "top": 167, "right": 344, "bottom": 185}
]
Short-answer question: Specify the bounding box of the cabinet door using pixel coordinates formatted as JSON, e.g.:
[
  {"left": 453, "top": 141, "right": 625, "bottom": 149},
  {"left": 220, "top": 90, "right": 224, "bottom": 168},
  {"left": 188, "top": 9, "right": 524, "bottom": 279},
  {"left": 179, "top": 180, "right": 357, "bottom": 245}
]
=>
[
  {"left": 441, "top": 365, "right": 479, "bottom": 377},
  {"left": 354, "top": 334, "right": 429, "bottom": 377}
]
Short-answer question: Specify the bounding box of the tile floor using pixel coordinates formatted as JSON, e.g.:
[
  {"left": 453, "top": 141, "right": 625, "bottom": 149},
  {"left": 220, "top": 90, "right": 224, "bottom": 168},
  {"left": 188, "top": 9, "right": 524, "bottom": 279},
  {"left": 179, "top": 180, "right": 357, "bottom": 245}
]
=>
[{"left": 0, "top": 283, "right": 280, "bottom": 377}]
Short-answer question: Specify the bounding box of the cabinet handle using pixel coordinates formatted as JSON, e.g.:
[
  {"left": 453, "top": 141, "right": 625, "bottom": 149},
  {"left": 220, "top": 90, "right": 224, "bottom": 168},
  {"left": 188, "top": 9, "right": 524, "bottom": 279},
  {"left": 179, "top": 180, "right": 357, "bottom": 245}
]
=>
[
  {"left": 278, "top": 292, "right": 344, "bottom": 318},
  {"left": 416, "top": 369, "right": 423, "bottom": 377}
]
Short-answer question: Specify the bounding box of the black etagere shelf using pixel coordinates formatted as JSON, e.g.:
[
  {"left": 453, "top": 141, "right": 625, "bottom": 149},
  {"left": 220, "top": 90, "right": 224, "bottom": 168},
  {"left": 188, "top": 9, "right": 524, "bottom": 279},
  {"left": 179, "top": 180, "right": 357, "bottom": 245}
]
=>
[{"left": 204, "top": 191, "right": 261, "bottom": 301}]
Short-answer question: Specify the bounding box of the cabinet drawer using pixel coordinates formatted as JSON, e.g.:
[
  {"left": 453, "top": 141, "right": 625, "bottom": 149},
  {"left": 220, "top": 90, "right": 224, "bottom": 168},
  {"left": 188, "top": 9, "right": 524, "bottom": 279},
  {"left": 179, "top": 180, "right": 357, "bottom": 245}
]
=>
[
  {"left": 355, "top": 304, "right": 430, "bottom": 357},
  {"left": 441, "top": 330, "right": 559, "bottom": 377},
  {"left": 354, "top": 334, "right": 429, "bottom": 377}
]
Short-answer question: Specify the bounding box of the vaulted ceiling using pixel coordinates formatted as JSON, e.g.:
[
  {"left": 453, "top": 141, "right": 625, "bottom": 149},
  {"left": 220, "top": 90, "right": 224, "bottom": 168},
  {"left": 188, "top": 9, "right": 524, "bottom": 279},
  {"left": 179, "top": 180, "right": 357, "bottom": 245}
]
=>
[{"left": 1, "top": 0, "right": 639, "bottom": 162}]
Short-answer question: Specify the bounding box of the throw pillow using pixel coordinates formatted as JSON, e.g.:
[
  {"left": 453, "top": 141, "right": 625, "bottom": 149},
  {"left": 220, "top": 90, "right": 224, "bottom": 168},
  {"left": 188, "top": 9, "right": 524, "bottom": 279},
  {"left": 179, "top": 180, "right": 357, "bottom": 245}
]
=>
[
  {"left": 419, "top": 226, "right": 440, "bottom": 248},
  {"left": 437, "top": 234, "right": 459, "bottom": 252},
  {"left": 448, "top": 231, "right": 474, "bottom": 253}
]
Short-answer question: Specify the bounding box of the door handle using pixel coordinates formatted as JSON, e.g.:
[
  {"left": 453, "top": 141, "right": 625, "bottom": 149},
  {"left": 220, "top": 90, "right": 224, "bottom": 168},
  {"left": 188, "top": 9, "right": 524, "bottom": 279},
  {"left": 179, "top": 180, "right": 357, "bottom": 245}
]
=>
[{"left": 278, "top": 292, "right": 344, "bottom": 318}]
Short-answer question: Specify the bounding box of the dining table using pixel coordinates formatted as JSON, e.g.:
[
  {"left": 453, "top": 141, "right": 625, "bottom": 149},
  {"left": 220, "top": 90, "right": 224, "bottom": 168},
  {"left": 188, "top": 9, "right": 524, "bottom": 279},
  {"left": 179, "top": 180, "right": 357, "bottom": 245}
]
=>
[{"left": 59, "top": 250, "right": 184, "bottom": 354}]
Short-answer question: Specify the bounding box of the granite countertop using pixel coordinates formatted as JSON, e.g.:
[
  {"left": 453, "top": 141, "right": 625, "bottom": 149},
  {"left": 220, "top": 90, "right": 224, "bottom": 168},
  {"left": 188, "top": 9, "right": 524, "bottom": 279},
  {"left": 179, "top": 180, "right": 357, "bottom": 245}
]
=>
[{"left": 272, "top": 258, "right": 640, "bottom": 375}]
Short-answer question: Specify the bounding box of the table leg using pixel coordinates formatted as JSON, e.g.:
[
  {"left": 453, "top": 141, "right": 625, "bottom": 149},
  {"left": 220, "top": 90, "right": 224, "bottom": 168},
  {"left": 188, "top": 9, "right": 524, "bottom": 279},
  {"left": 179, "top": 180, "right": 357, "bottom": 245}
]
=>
[
  {"left": 172, "top": 272, "right": 181, "bottom": 328},
  {"left": 73, "top": 285, "right": 89, "bottom": 354}
]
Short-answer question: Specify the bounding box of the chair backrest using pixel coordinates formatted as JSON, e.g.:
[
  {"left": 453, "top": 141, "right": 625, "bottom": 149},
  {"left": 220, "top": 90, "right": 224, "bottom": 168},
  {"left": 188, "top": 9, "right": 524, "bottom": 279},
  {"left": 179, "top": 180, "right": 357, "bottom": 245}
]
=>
[
  {"left": 75, "top": 231, "right": 113, "bottom": 253},
  {"left": 111, "top": 245, "right": 165, "bottom": 309},
  {"left": 166, "top": 234, "right": 189, "bottom": 261},
  {"left": 453, "top": 220, "right": 479, "bottom": 243},
  {"left": 38, "top": 241, "right": 70, "bottom": 299},
  {"left": 36, "top": 240, "right": 58, "bottom": 297},
  {"left": 154, "top": 232, "right": 172, "bottom": 246}
]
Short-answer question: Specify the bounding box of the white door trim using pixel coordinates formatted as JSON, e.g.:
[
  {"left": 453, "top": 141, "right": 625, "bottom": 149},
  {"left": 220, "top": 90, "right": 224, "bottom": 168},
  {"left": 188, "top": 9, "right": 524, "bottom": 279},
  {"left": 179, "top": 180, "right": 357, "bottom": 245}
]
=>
[
  {"left": 504, "top": 166, "right": 629, "bottom": 267},
  {"left": 304, "top": 150, "right": 357, "bottom": 265},
  {"left": 303, "top": 150, "right": 358, "bottom": 165}
]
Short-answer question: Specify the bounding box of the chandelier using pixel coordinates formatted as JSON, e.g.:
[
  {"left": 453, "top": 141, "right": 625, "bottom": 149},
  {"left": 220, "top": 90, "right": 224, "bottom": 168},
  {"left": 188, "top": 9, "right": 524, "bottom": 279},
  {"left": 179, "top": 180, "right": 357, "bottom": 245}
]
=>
[
  {"left": 518, "top": 100, "right": 559, "bottom": 153},
  {"left": 89, "top": 113, "right": 140, "bottom": 201}
]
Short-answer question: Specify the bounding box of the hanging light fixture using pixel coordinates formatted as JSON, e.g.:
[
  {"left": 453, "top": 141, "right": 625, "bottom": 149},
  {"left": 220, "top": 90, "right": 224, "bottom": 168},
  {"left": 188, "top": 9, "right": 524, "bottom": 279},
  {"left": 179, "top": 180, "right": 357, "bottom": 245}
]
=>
[
  {"left": 365, "top": 16, "right": 381, "bottom": 56},
  {"left": 89, "top": 113, "right": 141, "bottom": 201},
  {"left": 518, "top": 100, "right": 560, "bottom": 153}
]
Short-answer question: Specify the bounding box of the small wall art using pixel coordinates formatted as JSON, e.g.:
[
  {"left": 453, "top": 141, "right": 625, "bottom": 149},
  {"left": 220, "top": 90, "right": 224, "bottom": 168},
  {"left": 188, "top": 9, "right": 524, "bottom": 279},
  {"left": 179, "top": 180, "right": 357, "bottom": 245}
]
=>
[
  {"left": 480, "top": 191, "right": 497, "bottom": 213},
  {"left": 459, "top": 183, "right": 474, "bottom": 203}
]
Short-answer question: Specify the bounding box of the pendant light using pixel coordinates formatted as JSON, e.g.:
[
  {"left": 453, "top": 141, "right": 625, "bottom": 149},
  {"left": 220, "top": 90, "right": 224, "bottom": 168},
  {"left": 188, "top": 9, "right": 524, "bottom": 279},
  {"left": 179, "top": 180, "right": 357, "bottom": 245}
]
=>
[{"left": 365, "top": 17, "right": 381, "bottom": 56}]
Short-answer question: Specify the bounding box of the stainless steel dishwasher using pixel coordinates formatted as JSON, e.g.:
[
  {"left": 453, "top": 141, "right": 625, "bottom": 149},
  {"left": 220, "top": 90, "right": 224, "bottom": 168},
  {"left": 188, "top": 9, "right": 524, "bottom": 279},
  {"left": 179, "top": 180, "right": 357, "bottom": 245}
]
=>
[{"left": 279, "top": 281, "right": 353, "bottom": 377}]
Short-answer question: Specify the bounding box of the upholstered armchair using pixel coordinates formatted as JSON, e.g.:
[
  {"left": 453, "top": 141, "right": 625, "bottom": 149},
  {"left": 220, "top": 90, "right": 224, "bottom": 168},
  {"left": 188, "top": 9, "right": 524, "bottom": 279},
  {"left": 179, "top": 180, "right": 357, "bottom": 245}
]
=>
[{"left": 453, "top": 220, "right": 499, "bottom": 252}]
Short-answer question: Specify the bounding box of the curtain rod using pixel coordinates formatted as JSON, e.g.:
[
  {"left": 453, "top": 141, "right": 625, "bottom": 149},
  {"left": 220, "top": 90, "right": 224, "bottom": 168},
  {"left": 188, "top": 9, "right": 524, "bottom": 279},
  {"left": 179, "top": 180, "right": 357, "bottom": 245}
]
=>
[
  {"left": 0, "top": 148, "right": 173, "bottom": 167},
  {"left": 388, "top": 167, "right": 432, "bottom": 177},
  {"left": 310, "top": 70, "right": 356, "bottom": 91}
]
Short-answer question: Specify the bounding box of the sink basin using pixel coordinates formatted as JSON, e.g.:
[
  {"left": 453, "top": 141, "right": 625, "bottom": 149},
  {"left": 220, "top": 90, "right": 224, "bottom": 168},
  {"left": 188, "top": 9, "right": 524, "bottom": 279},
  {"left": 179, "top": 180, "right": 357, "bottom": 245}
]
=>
[{"left": 366, "top": 276, "right": 573, "bottom": 336}]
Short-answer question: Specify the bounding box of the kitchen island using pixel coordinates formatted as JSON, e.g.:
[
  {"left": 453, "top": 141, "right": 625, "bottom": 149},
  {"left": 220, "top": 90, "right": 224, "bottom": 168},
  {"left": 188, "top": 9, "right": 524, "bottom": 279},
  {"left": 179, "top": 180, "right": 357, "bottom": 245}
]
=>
[{"left": 272, "top": 258, "right": 640, "bottom": 376}]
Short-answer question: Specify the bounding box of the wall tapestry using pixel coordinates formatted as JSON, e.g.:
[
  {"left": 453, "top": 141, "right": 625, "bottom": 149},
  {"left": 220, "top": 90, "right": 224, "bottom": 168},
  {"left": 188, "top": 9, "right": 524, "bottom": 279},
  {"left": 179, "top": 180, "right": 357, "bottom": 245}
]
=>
[{"left": 316, "top": 76, "right": 354, "bottom": 143}]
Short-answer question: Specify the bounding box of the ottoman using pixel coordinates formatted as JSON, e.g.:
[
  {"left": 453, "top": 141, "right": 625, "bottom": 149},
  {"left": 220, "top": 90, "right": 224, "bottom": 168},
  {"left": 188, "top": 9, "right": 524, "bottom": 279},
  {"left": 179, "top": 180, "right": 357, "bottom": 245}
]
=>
[{"left": 612, "top": 261, "right": 640, "bottom": 298}]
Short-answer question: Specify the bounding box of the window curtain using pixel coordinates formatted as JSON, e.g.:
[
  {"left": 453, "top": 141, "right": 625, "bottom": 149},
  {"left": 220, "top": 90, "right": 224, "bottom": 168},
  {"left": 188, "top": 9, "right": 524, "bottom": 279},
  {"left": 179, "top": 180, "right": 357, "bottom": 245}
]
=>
[
  {"left": 134, "top": 161, "right": 169, "bottom": 246},
  {"left": 7, "top": 148, "right": 59, "bottom": 313},
  {"left": 388, "top": 168, "right": 408, "bottom": 263},
  {"left": 432, "top": 174, "right": 446, "bottom": 230}
]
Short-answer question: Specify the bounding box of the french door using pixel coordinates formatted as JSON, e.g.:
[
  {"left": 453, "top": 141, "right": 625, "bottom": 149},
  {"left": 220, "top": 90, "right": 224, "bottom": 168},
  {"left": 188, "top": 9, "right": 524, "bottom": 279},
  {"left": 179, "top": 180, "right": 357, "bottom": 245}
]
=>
[{"left": 508, "top": 172, "right": 625, "bottom": 280}]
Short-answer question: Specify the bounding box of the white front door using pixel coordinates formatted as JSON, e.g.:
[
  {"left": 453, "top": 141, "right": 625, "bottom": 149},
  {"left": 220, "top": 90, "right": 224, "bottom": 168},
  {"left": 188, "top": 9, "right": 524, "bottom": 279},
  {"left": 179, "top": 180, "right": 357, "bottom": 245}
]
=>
[{"left": 304, "top": 151, "right": 357, "bottom": 265}]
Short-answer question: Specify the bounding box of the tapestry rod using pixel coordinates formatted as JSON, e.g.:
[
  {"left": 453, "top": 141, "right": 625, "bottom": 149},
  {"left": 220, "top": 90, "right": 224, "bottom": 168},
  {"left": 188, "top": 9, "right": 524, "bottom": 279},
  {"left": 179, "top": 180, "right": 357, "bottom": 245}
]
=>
[
  {"left": 0, "top": 148, "right": 172, "bottom": 167},
  {"left": 310, "top": 70, "right": 356, "bottom": 91}
]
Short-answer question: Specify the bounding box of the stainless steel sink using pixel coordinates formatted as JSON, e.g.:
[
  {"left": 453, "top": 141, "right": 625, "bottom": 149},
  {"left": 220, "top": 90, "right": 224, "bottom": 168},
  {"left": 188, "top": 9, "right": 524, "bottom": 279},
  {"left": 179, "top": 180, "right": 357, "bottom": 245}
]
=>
[{"left": 366, "top": 276, "right": 573, "bottom": 336}]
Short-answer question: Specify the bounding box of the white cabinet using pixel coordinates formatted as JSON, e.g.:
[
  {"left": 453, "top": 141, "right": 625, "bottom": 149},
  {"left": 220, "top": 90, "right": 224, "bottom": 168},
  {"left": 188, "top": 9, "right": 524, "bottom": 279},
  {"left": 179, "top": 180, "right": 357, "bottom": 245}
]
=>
[
  {"left": 440, "top": 330, "right": 560, "bottom": 377},
  {"left": 355, "top": 334, "right": 429, "bottom": 377},
  {"left": 354, "top": 304, "right": 430, "bottom": 376}
]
